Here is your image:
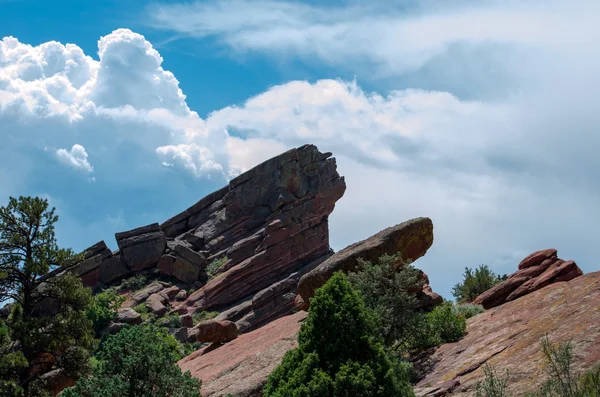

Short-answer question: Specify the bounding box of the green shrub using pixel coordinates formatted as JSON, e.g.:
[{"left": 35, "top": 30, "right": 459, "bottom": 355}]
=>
[
  {"left": 476, "top": 337, "right": 600, "bottom": 397},
  {"left": 207, "top": 256, "right": 227, "bottom": 279},
  {"left": 156, "top": 314, "right": 182, "bottom": 329},
  {"left": 475, "top": 363, "right": 511, "bottom": 397},
  {"left": 86, "top": 290, "right": 126, "bottom": 337},
  {"left": 452, "top": 265, "right": 506, "bottom": 303},
  {"left": 347, "top": 253, "right": 424, "bottom": 348},
  {"left": 264, "top": 272, "right": 414, "bottom": 397},
  {"left": 348, "top": 254, "right": 466, "bottom": 353},
  {"left": 62, "top": 325, "right": 201, "bottom": 397},
  {"left": 132, "top": 303, "right": 149, "bottom": 314},
  {"left": 532, "top": 336, "right": 600, "bottom": 397},
  {"left": 454, "top": 303, "right": 485, "bottom": 319},
  {"left": 429, "top": 301, "right": 467, "bottom": 344},
  {"left": 192, "top": 311, "right": 219, "bottom": 325},
  {"left": 118, "top": 274, "right": 148, "bottom": 292},
  {"left": 402, "top": 302, "right": 466, "bottom": 352}
]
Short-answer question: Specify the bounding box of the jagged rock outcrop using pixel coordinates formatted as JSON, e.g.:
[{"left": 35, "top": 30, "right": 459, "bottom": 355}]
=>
[
  {"left": 66, "top": 241, "right": 130, "bottom": 289},
  {"left": 178, "top": 145, "right": 346, "bottom": 312},
  {"left": 473, "top": 248, "right": 583, "bottom": 309},
  {"left": 415, "top": 271, "right": 600, "bottom": 396},
  {"left": 297, "top": 217, "right": 440, "bottom": 310},
  {"left": 65, "top": 145, "right": 441, "bottom": 338},
  {"left": 65, "top": 144, "right": 345, "bottom": 331},
  {"left": 179, "top": 311, "right": 308, "bottom": 397}
]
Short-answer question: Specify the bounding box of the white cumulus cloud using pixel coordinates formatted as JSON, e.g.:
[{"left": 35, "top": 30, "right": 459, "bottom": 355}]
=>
[{"left": 55, "top": 144, "right": 94, "bottom": 173}]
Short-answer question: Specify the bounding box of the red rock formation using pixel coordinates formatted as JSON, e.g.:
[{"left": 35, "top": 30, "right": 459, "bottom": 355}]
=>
[
  {"left": 297, "top": 217, "right": 440, "bottom": 311},
  {"left": 415, "top": 271, "right": 600, "bottom": 396},
  {"left": 179, "top": 311, "right": 307, "bottom": 397},
  {"left": 474, "top": 249, "right": 583, "bottom": 309},
  {"left": 192, "top": 320, "right": 238, "bottom": 343}
]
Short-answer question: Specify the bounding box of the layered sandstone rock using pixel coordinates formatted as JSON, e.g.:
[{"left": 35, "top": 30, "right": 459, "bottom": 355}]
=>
[
  {"left": 116, "top": 223, "right": 167, "bottom": 272},
  {"left": 297, "top": 217, "right": 440, "bottom": 310},
  {"left": 179, "top": 311, "right": 308, "bottom": 397},
  {"left": 65, "top": 145, "right": 441, "bottom": 337},
  {"left": 415, "top": 271, "right": 600, "bottom": 396},
  {"left": 473, "top": 248, "right": 583, "bottom": 309}
]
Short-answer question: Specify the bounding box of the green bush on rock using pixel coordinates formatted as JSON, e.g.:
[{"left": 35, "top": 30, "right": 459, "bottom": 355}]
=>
[
  {"left": 264, "top": 272, "right": 414, "bottom": 397},
  {"left": 62, "top": 325, "right": 201, "bottom": 397},
  {"left": 452, "top": 265, "right": 506, "bottom": 303}
]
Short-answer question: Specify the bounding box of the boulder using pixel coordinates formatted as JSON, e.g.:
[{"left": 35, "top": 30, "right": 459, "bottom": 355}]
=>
[
  {"left": 116, "top": 223, "right": 167, "bottom": 272},
  {"left": 40, "top": 368, "right": 76, "bottom": 396},
  {"left": 131, "top": 283, "right": 164, "bottom": 304},
  {"left": 159, "top": 285, "right": 181, "bottom": 301},
  {"left": 175, "top": 290, "right": 188, "bottom": 301},
  {"left": 192, "top": 320, "right": 238, "bottom": 343},
  {"left": 297, "top": 217, "right": 436, "bottom": 310},
  {"left": 474, "top": 249, "right": 583, "bottom": 309},
  {"left": 146, "top": 293, "right": 168, "bottom": 316},
  {"left": 115, "top": 308, "right": 142, "bottom": 325},
  {"left": 169, "top": 327, "right": 189, "bottom": 343},
  {"left": 171, "top": 244, "right": 206, "bottom": 285},
  {"left": 107, "top": 322, "right": 126, "bottom": 335},
  {"left": 415, "top": 271, "right": 600, "bottom": 396},
  {"left": 181, "top": 314, "right": 194, "bottom": 327}
]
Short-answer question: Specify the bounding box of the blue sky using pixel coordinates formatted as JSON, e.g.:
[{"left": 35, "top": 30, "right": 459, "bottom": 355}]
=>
[{"left": 1, "top": 0, "right": 599, "bottom": 299}]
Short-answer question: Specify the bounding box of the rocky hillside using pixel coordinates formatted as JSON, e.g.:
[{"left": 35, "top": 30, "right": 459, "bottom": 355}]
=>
[
  {"left": 58, "top": 144, "right": 439, "bottom": 344},
  {"left": 415, "top": 270, "right": 600, "bottom": 396},
  {"left": 49, "top": 144, "right": 598, "bottom": 397}
]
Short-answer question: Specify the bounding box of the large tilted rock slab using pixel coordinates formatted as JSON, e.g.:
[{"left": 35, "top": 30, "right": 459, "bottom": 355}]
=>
[
  {"left": 116, "top": 223, "right": 167, "bottom": 272},
  {"left": 415, "top": 271, "right": 600, "bottom": 397},
  {"left": 179, "top": 311, "right": 307, "bottom": 397},
  {"left": 473, "top": 248, "right": 583, "bottom": 309},
  {"left": 177, "top": 145, "right": 346, "bottom": 311},
  {"left": 297, "top": 217, "right": 439, "bottom": 310},
  {"left": 63, "top": 241, "right": 130, "bottom": 289}
]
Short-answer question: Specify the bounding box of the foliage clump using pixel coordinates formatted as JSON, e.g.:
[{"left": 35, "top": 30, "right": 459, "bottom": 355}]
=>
[
  {"left": 85, "top": 290, "right": 125, "bottom": 337},
  {"left": 452, "top": 265, "right": 507, "bottom": 303},
  {"left": 206, "top": 256, "right": 227, "bottom": 279},
  {"left": 475, "top": 336, "right": 600, "bottom": 397},
  {"left": 347, "top": 253, "right": 466, "bottom": 353},
  {"left": 454, "top": 303, "right": 485, "bottom": 319},
  {"left": 0, "top": 196, "right": 95, "bottom": 396},
  {"left": 192, "top": 310, "right": 219, "bottom": 325},
  {"left": 264, "top": 272, "right": 414, "bottom": 397},
  {"left": 62, "top": 325, "right": 201, "bottom": 397}
]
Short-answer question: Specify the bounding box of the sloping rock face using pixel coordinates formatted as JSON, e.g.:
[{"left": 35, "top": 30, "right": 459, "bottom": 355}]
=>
[
  {"left": 179, "top": 311, "right": 307, "bottom": 397},
  {"left": 179, "top": 145, "right": 346, "bottom": 312},
  {"left": 473, "top": 248, "right": 583, "bottom": 309},
  {"left": 68, "top": 144, "right": 346, "bottom": 331},
  {"left": 297, "top": 217, "right": 439, "bottom": 310},
  {"left": 58, "top": 241, "right": 130, "bottom": 290},
  {"left": 415, "top": 271, "right": 600, "bottom": 396}
]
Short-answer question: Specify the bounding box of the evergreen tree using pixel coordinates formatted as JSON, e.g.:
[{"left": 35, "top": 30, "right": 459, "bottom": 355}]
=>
[
  {"left": 264, "top": 272, "right": 414, "bottom": 397},
  {"left": 452, "top": 265, "right": 505, "bottom": 303},
  {"left": 62, "top": 325, "right": 201, "bottom": 397},
  {"left": 0, "top": 196, "right": 94, "bottom": 396}
]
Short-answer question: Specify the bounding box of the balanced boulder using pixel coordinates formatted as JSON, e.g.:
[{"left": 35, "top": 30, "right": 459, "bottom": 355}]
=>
[{"left": 297, "top": 217, "right": 438, "bottom": 310}]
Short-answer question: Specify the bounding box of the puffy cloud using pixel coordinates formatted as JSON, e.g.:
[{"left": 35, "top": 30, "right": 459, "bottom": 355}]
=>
[
  {"left": 55, "top": 144, "right": 94, "bottom": 173},
  {"left": 1, "top": 13, "right": 599, "bottom": 298},
  {"left": 156, "top": 144, "right": 224, "bottom": 179}
]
